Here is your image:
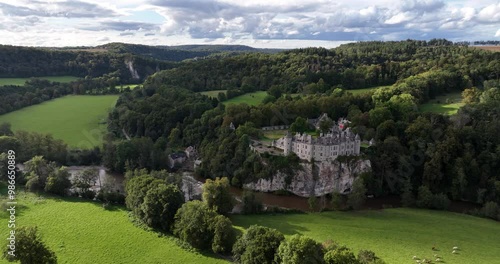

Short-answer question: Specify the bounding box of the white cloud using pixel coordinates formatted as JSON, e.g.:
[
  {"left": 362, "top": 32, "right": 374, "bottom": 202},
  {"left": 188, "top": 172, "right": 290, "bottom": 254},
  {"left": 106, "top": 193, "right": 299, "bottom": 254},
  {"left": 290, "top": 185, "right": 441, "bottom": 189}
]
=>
[
  {"left": 0, "top": 0, "right": 498, "bottom": 48},
  {"left": 496, "top": 29, "right": 500, "bottom": 37}
]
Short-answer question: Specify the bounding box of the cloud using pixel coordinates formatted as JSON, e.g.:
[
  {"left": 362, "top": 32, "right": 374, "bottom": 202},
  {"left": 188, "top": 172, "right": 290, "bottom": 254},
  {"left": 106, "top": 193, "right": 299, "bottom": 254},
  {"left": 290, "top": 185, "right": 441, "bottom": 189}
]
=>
[
  {"left": 0, "top": 0, "right": 499, "bottom": 48},
  {"left": 496, "top": 29, "right": 500, "bottom": 37},
  {"left": 0, "top": 0, "right": 119, "bottom": 18},
  {"left": 83, "top": 20, "right": 161, "bottom": 31}
]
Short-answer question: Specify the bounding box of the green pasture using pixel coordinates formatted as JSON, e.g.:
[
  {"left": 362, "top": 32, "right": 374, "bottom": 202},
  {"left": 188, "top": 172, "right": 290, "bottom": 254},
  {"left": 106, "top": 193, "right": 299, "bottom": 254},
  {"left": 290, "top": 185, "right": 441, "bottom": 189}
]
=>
[
  {"left": 0, "top": 76, "right": 79, "bottom": 86},
  {"left": 232, "top": 208, "right": 500, "bottom": 264},
  {"left": 0, "top": 95, "right": 118, "bottom": 148},
  {"left": 0, "top": 191, "right": 225, "bottom": 264},
  {"left": 224, "top": 91, "right": 269, "bottom": 106},
  {"left": 420, "top": 92, "right": 464, "bottom": 115}
]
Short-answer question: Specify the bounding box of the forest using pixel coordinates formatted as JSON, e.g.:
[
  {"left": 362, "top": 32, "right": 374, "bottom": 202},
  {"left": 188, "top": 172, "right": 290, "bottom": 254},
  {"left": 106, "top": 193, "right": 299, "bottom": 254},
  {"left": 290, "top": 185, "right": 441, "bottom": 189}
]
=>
[{"left": 103, "top": 39, "right": 500, "bottom": 219}]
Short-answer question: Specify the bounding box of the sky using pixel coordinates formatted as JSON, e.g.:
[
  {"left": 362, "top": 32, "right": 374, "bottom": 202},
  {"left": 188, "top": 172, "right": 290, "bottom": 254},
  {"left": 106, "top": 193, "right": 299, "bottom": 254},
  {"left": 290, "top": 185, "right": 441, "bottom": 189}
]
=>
[{"left": 0, "top": 0, "right": 499, "bottom": 48}]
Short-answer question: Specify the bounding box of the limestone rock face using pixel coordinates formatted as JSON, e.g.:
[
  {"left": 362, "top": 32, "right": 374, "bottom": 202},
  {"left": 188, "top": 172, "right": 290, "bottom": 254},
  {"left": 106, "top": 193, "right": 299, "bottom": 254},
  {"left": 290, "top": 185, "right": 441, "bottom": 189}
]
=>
[{"left": 244, "top": 158, "right": 371, "bottom": 197}]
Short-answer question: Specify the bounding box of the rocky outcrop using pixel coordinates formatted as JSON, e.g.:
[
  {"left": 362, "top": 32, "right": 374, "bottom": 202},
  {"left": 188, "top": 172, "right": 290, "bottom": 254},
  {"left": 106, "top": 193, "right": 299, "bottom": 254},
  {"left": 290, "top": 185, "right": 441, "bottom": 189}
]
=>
[{"left": 244, "top": 158, "right": 371, "bottom": 197}]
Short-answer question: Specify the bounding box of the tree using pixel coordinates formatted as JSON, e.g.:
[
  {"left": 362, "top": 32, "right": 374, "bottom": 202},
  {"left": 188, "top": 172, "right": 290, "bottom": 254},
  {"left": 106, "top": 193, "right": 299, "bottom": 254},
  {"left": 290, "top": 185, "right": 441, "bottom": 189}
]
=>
[
  {"left": 2, "top": 226, "right": 57, "bottom": 264},
  {"left": 173, "top": 200, "right": 217, "bottom": 249},
  {"left": 72, "top": 168, "right": 99, "bottom": 196},
  {"left": 319, "top": 119, "right": 334, "bottom": 133},
  {"left": 347, "top": 177, "right": 367, "bottom": 210},
  {"left": 416, "top": 186, "right": 433, "bottom": 208},
  {"left": 202, "top": 177, "right": 235, "bottom": 215},
  {"left": 141, "top": 183, "right": 184, "bottom": 232},
  {"left": 331, "top": 191, "right": 345, "bottom": 210},
  {"left": 0, "top": 122, "right": 13, "bottom": 136},
  {"left": 44, "top": 167, "right": 72, "bottom": 196},
  {"left": 276, "top": 234, "right": 325, "bottom": 264},
  {"left": 324, "top": 247, "right": 359, "bottom": 264},
  {"left": 242, "top": 190, "right": 263, "bottom": 214},
  {"left": 168, "top": 127, "right": 182, "bottom": 149},
  {"left": 24, "top": 156, "right": 56, "bottom": 192},
  {"left": 125, "top": 176, "right": 163, "bottom": 220},
  {"left": 233, "top": 225, "right": 285, "bottom": 264},
  {"left": 290, "top": 117, "right": 309, "bottom": 133},
  {"left": 0, "top": 136, "right": 20, "bottom": 154},
  {"left": 210, "top": 215, "right": 236, "bottom": 254},
  {"left": 357, "top": 249, "right": 384, "bottom": 264},
  {"left": 462, "top": 87, "right": 482, "bottom": 104}
]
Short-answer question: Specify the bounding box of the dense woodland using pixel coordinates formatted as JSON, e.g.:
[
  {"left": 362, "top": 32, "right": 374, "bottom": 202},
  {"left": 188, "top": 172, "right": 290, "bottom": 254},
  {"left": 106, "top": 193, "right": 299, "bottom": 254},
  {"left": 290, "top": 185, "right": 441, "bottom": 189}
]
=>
[
  {"left": 0, "top": 45, "right": 175, "bottom": 81},
  {"left": 1, "top": 39, "right": 500, "bottom": 218},
  {"left": 102, "top": 40, "right": 500, "bottom": 219}
]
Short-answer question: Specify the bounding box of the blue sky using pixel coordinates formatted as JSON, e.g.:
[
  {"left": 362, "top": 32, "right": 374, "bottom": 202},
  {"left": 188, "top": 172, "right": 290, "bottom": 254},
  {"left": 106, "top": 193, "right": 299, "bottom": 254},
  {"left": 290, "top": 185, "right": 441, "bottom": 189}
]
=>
[{"left": 0, "top": 0, "right": 498, "bottom": 48}]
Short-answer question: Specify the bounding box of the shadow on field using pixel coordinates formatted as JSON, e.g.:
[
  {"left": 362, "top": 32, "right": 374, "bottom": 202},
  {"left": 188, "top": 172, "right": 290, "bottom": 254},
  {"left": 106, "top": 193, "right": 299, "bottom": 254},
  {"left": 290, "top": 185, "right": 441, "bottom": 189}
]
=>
[{"left": 232, "top": 214, "right": 309, "bottom": 236}]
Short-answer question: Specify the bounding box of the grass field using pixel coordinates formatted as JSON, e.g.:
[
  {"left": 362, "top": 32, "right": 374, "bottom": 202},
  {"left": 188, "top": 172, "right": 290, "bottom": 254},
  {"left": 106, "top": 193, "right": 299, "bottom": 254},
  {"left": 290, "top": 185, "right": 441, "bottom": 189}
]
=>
[
  {"left": 0, "top": 76, "right": 79, "bottom": 86},
  {"left": 118, "top": 84, "right": 140, "bottom": 90},
  {"left": 0, "top": 191, "right": 226, "bottom": 264},
  {"left": 261, "top": 130, "right": 288, "bottom": 141},
  {"left": 200, "top": 90, "right": 227, "bottom": 98},
  {"left": 420, "top": 92, "right": 464, "bottom": 115},
  {"left": 346, "top": 85, "right": 391, "bottom": 95},
  {"left": 224, "top": 91, "right": 268, "bottom": 106},
  {"left": 232, "top": 209, "right": 500, "bottom": 264},
  {"left": 473, "top": 46, "right": 500, "bottom": 52},
  {"left": 0, "top": 95, "right": 118, "bottom": 148}
]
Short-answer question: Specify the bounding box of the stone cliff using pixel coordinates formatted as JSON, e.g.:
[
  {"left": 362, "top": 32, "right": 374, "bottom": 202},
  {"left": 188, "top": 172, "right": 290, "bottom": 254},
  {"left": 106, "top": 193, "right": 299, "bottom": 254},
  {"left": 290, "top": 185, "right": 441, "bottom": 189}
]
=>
[{"left": 243, "top": 158, "right": 371, "bottom": 197}]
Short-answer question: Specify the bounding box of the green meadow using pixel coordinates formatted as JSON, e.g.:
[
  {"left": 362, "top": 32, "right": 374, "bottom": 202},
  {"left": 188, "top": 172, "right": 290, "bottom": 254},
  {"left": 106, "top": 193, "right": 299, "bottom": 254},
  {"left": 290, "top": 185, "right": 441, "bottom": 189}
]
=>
[
  {"left": 118, "top": 84, "right": 141, "bottom": 90},
  {"left": 0, "top": 76, "right": 79, "bottom": 86},
  {"left": 0, "top": 192, "right": 225, "bottom": 264},
  {"left": 200, "top": 90, "right": 227, "bottom": 98},
  {"left": 0, "top": 95, "right": 118, "bottom": 148},
  {"left": 346, "top": 85, "right": 392, "bottom": 95},
  {"left": 420, "top": 92, "right": 464, "bottom": 115},
  {"left": 224, "top": 91, "right": 269, "bottom": 106},
  {"left": 232, "top": 209, "right": 500, "bottom": 264}
]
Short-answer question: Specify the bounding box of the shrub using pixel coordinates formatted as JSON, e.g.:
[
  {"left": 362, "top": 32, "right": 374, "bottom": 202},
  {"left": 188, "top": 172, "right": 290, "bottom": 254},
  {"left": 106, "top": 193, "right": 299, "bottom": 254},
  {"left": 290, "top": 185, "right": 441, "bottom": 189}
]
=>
[
  {"left": 481, "top": 201, "right": 499, "bottom": 220},
  {"left": 233, "top": 225, "right": 284, "bottom": 264},
  {"left": 324, "top": 246, "right": 358, "bottom": 264},
  {"left": 210, "top": 215, "right": 236, "bottom": 254},
  {"left": 242, "top": 190, "right": 263, "bottom": 214},
  {"left": 431, "top": 193, "right": 450, "bottom": 210},
  {"left": 276, "top": 234, "right": 325, "bottom": 264}
]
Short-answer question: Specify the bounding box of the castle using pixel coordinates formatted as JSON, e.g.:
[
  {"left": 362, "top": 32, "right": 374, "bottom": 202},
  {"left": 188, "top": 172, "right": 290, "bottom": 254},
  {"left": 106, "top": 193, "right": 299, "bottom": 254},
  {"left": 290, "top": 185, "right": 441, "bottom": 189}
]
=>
[{"left": 272, "top": 114, "right": 361, "bottom": 162}]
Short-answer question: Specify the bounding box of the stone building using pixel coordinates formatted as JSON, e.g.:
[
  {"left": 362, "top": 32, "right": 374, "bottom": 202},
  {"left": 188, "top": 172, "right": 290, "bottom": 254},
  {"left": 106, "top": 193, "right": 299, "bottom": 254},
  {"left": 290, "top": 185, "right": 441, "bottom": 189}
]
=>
[{"left": 272, "top": 115, "right": 361, "bottom": 162}]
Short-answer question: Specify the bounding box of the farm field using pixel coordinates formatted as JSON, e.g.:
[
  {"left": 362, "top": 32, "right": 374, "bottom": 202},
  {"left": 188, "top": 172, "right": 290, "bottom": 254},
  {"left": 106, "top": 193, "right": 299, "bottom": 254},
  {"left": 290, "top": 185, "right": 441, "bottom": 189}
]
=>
[
  {"left": 0, "top": 76, "right": 79, "bottom": 86},
  {"left": 473, "top": 46, "right": 500, "bottom": 52},
  {"left": 232, "top": 208, "right": 500, "bottom": 264},
  {"left": 0, "top": 95, "right": 118, "bottom": 148},
  {"left": 224, "top": 91, "right": 268, "bottom": 106},
  {"left": 420, "top": 92, "right": 464, "bottom": 115},
  {"left": 0, "top": 191, "right": 226, "bottom": 264},
  {"left": 346, "top": 85, "right": 391, "bottom": 95},
  {"left": 200, "top": 90, "right": 227, "bottom": 98}
]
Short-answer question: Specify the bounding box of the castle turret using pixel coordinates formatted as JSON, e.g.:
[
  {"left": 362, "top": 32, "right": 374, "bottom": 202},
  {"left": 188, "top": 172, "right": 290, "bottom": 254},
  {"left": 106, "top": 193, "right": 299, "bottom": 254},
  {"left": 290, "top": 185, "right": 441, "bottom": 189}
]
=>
[
  {"left": 283, "top": 131, "right": 293, "bottom": 155},
  {"left": 354, "top": 134, "right": 361, "bottom": 155}
]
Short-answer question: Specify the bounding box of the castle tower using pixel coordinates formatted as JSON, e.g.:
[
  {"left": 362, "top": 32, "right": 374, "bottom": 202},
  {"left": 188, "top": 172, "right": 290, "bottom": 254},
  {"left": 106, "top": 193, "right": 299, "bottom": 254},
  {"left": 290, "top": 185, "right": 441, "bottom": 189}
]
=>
[
  {"left": 283, "top": 131, "right": 293, "bottom": 156},
  {"left": 354, "top": 134, "right": 361, "bottom": 155}
]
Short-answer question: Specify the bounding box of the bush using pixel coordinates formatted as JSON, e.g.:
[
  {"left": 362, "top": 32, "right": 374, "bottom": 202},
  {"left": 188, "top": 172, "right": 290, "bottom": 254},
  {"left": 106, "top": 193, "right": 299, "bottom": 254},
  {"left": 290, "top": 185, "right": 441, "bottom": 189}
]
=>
[
  {"left": 431, "top": 193, "right": 450, "bottom": 210},
  {"left": 81, "top": 189, "right": 96, "bottom": 199},
  {"left": 242, "top": 190, "right": 263, "bottom": 214},
  {"left": 232, "top": 225, "right": 284, "bottom": 264},
  {"left": 210, "top": 215, "right": 236, "bottom": 254},
  {"left": 416, "top": 186, "right": 433, "bottom": 208},
  {"left": 357, "top": 249, "right": 385, "bottom": 264},
  {"left": 480, "top": 201, "right": 499, "bottom": 220},
  {"left": 324, "top": 246, "right": 358, "bottom": 264},
  {"left": 276, "top": 234, "right": 325, "bottom": 264}
]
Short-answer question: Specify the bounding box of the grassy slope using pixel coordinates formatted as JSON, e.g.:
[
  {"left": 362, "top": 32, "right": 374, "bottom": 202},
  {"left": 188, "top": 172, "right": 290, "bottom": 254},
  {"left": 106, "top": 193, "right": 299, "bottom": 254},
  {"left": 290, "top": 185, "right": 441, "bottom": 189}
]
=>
[
  {"left": 0, "top": 76, "right": 79, "bottom": 86},
  {"left": 224, "top": 91, "right": 268, "bottom": 106},
  {"left": 0, "top": 95, "right": 118, "bottom": 148},
  {"left": 200, "top": 90, "right": 227, "bottom": 98},
  {"left": 0, "top": 192, "right": 226, "bottom": 264},
  {"left": 232, "top": 209, "right": 500, "bottom": 264},
  {"left": 420, "top": 92, "right": 464, "bottom": 115}
]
